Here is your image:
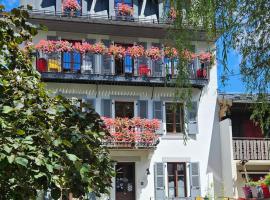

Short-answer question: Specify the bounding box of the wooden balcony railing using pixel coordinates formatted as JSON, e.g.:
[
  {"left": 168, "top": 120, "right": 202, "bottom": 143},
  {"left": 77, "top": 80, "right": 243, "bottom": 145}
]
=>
[{"left": 233, "top": 137, "right": 270, "bottom": 160}]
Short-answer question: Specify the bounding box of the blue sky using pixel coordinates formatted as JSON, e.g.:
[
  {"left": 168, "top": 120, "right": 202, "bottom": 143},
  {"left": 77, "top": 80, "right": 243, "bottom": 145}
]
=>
[{"left": 1, "top": 0, "right": 245, "bottom": 93}]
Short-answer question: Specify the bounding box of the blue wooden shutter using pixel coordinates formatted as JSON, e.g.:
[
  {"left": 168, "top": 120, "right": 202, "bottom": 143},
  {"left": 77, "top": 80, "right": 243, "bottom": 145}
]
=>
[
  {"left": 153, "top": 101, "right": 164, "bottom": 135},
  {"left": 138, "top": 100, "right": 148, "bottom": 119},
  {"left": 84, "top": 98, "right": 96, "bottom": 112},
  {"left": 187, "top": 101, "right": 198, "bottom": 135},
  {"left": 154, "top": 162, "right": 165, "bottom": 200},
  {"left": 101, "top": 39, "right": 112, "bottom": 74},
  {"left": 124, "top": 54, "right": 133, "bottom": 73},
  {"left": 190, "top": 162, "right": 201, "bottom": 197},
  {"left": 153, "top": 101, "right": 163, "bottom": 120},
  {"left": 101, "top": 99, "right": 112, "bottom": 117}
]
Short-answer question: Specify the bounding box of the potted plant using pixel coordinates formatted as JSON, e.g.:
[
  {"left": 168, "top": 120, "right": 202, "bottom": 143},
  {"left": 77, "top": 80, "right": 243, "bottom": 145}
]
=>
[
  {"left": 246, "top": 181, "right": 259, "bottom": 198},
  {"left": 63, "top": 0, "right": 81, "bottom": 16},
  {"left": 117, "top": 3, "right": 134, "bottom": 17},
  {"left": 242, "top": 185, "right": 253, "bottom": 199}
]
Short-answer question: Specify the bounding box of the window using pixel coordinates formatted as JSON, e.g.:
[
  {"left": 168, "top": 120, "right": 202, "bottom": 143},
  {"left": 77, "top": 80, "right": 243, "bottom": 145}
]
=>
[
  {"left": 62, "top": 40, "right": 82, "bottom": 73},
  {"left": 167, "top": 163, "right": 187, "bottom": 198},
  {"left": 165, "top": 103, "right": 184, "bottom": 133},
  {"left": 114, "top": 43, "right": 134, "bottom": 75},
  {"left": 115, "top": 101, "right": 134, "bottom": 118}
]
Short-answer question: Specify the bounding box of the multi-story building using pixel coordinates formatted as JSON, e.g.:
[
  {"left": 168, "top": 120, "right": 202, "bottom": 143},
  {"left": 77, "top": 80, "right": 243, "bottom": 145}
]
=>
[
  {"left": 20, "top": 1, "right": 220, "bottom": 199},
  {"left": 218, "top": 94, "right": 270, "bottom": 199}
]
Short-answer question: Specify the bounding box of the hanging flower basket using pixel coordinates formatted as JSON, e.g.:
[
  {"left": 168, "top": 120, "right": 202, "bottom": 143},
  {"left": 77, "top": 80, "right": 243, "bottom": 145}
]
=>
[
  {"left": 63, "top": 0, "right": 81, "bottom": 12},
  {"left": 145, "top": 47, "right": 162, "bottom": 60},
  {"left": 127, "top": 45, "right": 145, "bottom": 58},
  {"left": 117, "top": 3, "right": 134, "bottom": 16},
  {"left": 108, "top": 44, "right": 126, "bottom": 58},
  {"left": 164, "top": 47, "right": 178, "bottom": 59}
]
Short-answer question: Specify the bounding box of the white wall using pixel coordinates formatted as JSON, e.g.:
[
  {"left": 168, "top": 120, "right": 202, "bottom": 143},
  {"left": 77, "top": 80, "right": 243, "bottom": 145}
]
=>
[{"left": 35, "top": 30, "right": 219, "bottom": 199}]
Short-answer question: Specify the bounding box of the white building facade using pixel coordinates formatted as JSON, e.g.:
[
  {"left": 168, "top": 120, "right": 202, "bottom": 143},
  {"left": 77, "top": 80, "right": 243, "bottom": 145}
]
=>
[{"left": 20, "top": 0, "right": 220, "bottom": 199}]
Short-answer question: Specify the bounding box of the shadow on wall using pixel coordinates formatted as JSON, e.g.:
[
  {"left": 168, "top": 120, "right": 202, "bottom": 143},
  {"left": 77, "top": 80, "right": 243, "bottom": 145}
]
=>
[
  {"left": 41, "top": 0, "right": 56, "bottom": 9},
  {"left": 86, "top": 0, "right": 93, "bottom": 12}
]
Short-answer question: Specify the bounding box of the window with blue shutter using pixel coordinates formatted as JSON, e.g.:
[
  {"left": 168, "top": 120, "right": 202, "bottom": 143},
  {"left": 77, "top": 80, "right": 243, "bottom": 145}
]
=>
[
  {"left": 138, "top": 100, "right": 148, "bottom": 119},
  {"left": 101, "top": 99, "right": 112, "bottom": 117},
  {"left": 187, "top": 101, "right": 198, "bottom": 135},
  {"left": 190, "top": 162, "right": 201, "bottom": 197},
  {"left": 62, "top": 40, "right": 82, "bottom": 73},
  {"left": 154, "top": 162, "right": 165, "bottom": 200},
  {"left": 124, "top": 54, "right": 133, "bottom": 73},
  {"left": 153, "top": 101, "right": 163, "bottom": 120}
]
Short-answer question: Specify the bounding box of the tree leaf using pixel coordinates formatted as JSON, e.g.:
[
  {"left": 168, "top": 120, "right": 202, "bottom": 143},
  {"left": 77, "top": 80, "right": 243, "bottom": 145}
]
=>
[
  {"left": 46, "top": 164, "right": 53, "bottom": 172},
  {"left": 16, "top": 129, "right": 25, "bottom": 135},
  {"left": 34, "top": 172, "right": 47, "bottom": 179},
  {"left": 7, "top": 155, "right": 15, "bottom": 163},
  {"left": 3, "top": 145, "right": 12, "bottom": 153},
  {"left": 15, "top": 157, "right": 28, "bottom": 167},
  {"left": 66, "top": 153, "right": 78, "bottom": 162},
  {"left": 2, "top": 106, "right": 13, "bottom": 113}
]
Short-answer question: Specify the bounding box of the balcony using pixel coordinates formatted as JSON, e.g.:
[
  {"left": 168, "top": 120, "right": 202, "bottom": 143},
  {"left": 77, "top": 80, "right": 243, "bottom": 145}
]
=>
[
  {"left": 233, "top": 137, "right": 270, "bottom": 160},
  {"left": 101, "top": 117, "right": 160, "bottom": 149},
  {"left": 36, "top": 52, "right": 209, "bottom": 87}
]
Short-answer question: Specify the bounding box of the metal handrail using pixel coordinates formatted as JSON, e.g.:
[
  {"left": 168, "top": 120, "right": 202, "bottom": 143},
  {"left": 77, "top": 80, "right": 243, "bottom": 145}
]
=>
[{"left": 233, "top": 137, "right": 270, "bottom": 140}]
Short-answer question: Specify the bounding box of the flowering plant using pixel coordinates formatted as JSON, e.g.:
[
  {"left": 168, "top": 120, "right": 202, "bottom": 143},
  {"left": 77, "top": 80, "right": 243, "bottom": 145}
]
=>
[
  {"left": 108, "top": 44, "right": 126, "bottom": 58},
  {"left": 198, "top": 52, "right": 212, "bottom": 63},
  {"left": 127, "top": 45, "right": 145, "bottom": 58},
  {"left": 181, "top": 49, "right": 197, "bottom": 61},
  {"left": 169, "top": 7, "right": 177, "bottom": 20},
  {"left": 117, "top": 3, "right": 134, "bottom": 16},
  {"left": 145, "top": 47, "right": 162, "bottom": 60},
  {"left": 102, "top": 117, "right": 160, "bottom": 146},
  {"left": 35, "top": 40, "right": 56, "bottom": 53},
  {"left": 92, "top": 42, "right": 107, "bottom": 54},
  {"left": 164, "top": 47, "right": 178, "bottom": 59},
  {"left": 55, "top": 40, "right": 73, "bottom": 52},
  {"left": 63, "top": 0, "right": 81, "bottom": 11}
]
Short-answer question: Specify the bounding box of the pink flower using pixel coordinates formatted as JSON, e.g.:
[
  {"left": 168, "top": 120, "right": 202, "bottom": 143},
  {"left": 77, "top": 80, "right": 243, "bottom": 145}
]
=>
[
  {"left": 164, "top": 47, "right": 178, "bottom": 59},
  {"left": 198, "top": 52, "right": 212, "bottom": 63},
  {"left": 92, "top": 42, "right": 107, "bottom": 54},
  {"left": 127, "top": 45, "right": 145, "bottom": 58},
  {"left": 181, "top": 49, "right": 197, "bottom": 61},
  {"left": 73, "top": 42, "right": 85, "bottom": 54},
  {"left": 117, "top": 3, "right": 134, "bottom": 16},
  {"left": 108, "top": 44, "right": 126, "bottom": 58},
  {"left": 55, "top": 40, "right": 73, "bottom": 52},
  {"left": 63, "top": 0, "right": 81, "bottom": 11},
  {"left": 145, "top": 47, "right": 162, "bottom": 60}
]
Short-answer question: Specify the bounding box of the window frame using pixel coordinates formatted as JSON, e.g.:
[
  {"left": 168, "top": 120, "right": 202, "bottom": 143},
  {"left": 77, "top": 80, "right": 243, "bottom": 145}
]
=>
[
  {"left": 61, "top": 40, "right": 82, "bottom": 73},
  {"left": 167, "top": 162, "right": 187, "bottom": 198},
  {"left": 115, "top": 101, "right": 135, "bottom": 119},
  {"left": 165, "top": 102, "right": 184, "bottom": 134}
]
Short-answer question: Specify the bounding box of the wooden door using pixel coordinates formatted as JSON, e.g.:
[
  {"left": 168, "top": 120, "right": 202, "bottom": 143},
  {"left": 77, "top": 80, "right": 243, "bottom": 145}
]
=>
[{"left": 115, "top": 162, "right": 135, "bottom": 200}]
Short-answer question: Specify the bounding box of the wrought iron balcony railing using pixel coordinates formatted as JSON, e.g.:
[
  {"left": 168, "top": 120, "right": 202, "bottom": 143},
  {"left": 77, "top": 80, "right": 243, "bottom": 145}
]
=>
[
  {"left": 36, "top": 51, "right": 209, "bottom": 87},
  {"left": 233, "top": 137, "right": 270, "bottom": 160},
  {"left": 101, "top": 117, "right": 161, "bottom": 149}
]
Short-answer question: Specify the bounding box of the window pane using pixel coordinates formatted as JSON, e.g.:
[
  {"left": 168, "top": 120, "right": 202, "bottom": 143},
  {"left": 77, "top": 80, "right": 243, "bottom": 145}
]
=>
[
  {"left": 177, "top": 176, "right": 185, "bottom": 197},
  {"left": 166, "top": 103, "right": 184, "bottom": 133},
  {"left": 177, "top": 163, "right": 185, "bottom": 174},
  {"left": 168, "top": 176, "right": 175, "bottom": 198},
  {"left": 167, "top": 163, "right": 174, "bottom": 175},
  {"left": 115, "top": 102, "right": 134, "bottom": 118}
]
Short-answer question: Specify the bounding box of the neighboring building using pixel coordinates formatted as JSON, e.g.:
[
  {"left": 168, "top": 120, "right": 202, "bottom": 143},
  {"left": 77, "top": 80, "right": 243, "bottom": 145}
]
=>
[
  {"left": 218, "top": 94, "right": 270, "bottom": 198},
  {"left": 20, "top": 1, "right": 219, "bottom": 199}
]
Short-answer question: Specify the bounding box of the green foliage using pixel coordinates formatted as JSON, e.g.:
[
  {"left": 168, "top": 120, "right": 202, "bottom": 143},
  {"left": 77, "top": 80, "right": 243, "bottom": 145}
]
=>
[{"left": 0, "top": 6, "right": 114, "bottom": 199}]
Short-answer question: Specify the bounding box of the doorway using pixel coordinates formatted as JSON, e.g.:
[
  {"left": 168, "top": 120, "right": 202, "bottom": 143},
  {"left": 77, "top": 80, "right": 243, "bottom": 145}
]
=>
[{"left": 115, "top": 162, "right": 135, "bottom": 200}]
